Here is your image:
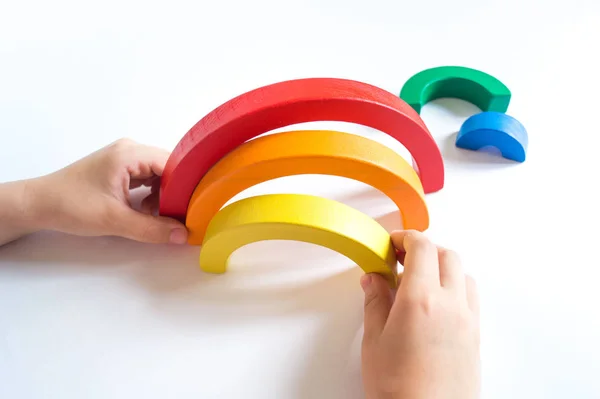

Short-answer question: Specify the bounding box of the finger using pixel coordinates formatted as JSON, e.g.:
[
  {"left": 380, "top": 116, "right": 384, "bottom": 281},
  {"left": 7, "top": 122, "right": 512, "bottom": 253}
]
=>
[
  {"left": 109, "top": 205, "right": 188, "bottom": 244},
  {"left": 465, "top": 275, "right": 480, "bottom": 316},
  {"left": 132, "top": 147, "right": 170, "bottom": 179},
  {"left": 150, "top": 177, "right": 161, "bottom": 193},
  {"left": 438, "top": 247, "right": 466, "bottom": 293},
  {"left": 391, "top": 230, "right": 440, "bottom": 288},
  {"left": 119, "top": 143, "right": 171, "bottom": 179},
  {"left": 361, "top": 273, "right": 393, "bottom": 344},
  {"left": 141, "top": 191, "right": 160, "bottom": 215},
  {"left": 142, "top": 176, "right": 157, "bottom": 187}
]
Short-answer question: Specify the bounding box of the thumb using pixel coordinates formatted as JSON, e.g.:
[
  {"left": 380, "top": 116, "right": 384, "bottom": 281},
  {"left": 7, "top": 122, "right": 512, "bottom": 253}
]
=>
[
  {"left": 361, "top": 273, "right": 393, "bottom": 344},
  {"left": 111, "top": 206, "right": 188, "bottom": 244}
]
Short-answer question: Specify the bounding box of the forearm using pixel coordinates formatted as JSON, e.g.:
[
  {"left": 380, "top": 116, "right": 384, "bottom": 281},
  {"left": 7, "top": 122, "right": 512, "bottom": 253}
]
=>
[{"left": 0, "top": 178, "right": 42, "bottom": 246}]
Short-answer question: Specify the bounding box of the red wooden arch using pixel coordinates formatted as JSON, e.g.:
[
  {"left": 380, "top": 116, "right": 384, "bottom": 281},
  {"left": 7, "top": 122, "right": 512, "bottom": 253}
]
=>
[{"left": 159, "top": 78, "right": 444, "bottom": 221}]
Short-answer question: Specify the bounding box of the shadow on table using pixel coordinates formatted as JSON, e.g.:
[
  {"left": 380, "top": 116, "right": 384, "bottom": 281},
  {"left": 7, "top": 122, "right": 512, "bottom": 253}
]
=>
[
  {"left": 0, "top": 188, "right": 401, "bottom": 399},
  {"left": 0, "top": 233, "right": 371, "bottom": 399},
  {"left": 291, "top": 290, "right": 366, "bottom": 399},
  {"left": 441, "top": 131, "right": 522, "bottom": 168}
]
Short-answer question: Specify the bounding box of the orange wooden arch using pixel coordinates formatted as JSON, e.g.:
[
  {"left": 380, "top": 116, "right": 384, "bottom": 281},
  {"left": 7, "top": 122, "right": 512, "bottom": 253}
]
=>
[{"left": 186, "top": 130, "right": 429, "bottom": 244}]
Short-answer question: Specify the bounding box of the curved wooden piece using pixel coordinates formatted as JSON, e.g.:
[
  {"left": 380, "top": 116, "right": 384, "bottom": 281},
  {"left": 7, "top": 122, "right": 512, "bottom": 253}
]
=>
[
  {"left": 159, "top": 78, "right": 444, "bottom": 221},
  {"left": 199, "top": 194, "right": 398, "bottom": 287},
  {"left": 186, "top": 130, "right": 429, "bottom": 244},
  {"left": 400, "top": 66, "right": 511, "bottom": 114},
  {"left": 456, "top": 111, "right": 527, "bottom": 162}
]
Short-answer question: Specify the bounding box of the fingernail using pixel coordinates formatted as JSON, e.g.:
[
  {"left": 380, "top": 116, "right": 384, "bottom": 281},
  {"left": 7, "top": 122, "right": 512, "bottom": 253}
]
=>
[
  {"left": 360, "top": 274, "right": 372, "bottom": 290},
  {"left": 169, "top": 228, "right": 188, "bottom": 244}
]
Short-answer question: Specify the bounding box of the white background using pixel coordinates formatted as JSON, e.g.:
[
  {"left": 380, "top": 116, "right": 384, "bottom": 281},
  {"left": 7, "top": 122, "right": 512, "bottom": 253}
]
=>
[{"left": 1, "top": 0, "right": 599, "bottom": 398}]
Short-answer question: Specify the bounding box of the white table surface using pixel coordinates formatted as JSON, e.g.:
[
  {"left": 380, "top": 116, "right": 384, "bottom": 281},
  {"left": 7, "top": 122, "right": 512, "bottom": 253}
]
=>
[{"left": 1, "top": 0, "right": 599, "bottom": 398}]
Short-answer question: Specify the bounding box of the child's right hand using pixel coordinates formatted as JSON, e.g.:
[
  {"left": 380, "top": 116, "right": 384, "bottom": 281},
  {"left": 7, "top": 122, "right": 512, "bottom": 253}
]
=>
[{"left": 360, "top": 230, "right": 480, "bottom": 399}]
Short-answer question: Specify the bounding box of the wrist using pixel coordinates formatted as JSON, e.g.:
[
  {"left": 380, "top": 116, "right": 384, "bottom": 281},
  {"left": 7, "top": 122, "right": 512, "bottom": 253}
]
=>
[
  {"left": 0, "top": 177, "right": 46, "bottom": 245},
  {"left": 21, "top": 177, "right": 46, "bottom": 231},
  {"left": 21, "top": 175, "right": 62, "bottom": 232}
]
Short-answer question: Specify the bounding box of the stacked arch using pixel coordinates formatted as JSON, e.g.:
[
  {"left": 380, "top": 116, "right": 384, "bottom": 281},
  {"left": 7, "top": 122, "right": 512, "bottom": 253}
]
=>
[{"left": 159, "top": 78, "right": 445, "bottom": 288}]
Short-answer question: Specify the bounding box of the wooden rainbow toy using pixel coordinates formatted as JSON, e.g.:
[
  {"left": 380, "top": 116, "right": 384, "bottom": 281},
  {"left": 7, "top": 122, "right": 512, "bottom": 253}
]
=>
[{"left": 160, "top": 77, "right": 445, "bottom": 288}]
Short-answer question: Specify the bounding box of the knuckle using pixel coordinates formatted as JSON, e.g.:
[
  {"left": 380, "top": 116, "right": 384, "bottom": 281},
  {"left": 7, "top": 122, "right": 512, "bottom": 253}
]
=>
[
  {"left": 401, "top": 286, "right": 436, "bottom": 314},
  {"left": 439, "top": 248, "right": 460, "bottom": 264},
  {"left": 438, "top": 247, "right": 455, "bottom": 257},
  {"left": 417, "top": 294, "right": 436, "bottom": 315},
  {"left": 364, "top": 292, "right": 381, "bottom": 310},
  {"left": 139, "top": 221, "right": 157, "bottom": 242},
  {"left": 405, "top": 231, "right": 436, "bottom": 253},
  {"left": 111, "top": 137, "right": 135, "bottom": 149},
  {"left": 402, "top": 229, "right": 422, "bottom": 242},
  {"left": 104, "top": 139, "right": 135, "bottom": 169}
]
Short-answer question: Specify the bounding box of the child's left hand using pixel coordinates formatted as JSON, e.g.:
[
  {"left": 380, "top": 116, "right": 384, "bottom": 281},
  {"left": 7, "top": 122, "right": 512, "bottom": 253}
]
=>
[{"left": 3, "top": 138, "right": 188, "bottom": 245}]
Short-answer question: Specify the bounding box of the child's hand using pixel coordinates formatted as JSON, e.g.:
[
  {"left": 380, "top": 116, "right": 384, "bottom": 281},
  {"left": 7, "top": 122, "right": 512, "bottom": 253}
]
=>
[
  {"left": 360, "top": 230, "right": 480, "bottom": 399},
  {"left": 14, "top": 138, "right": 188, "bottom": 245}
]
